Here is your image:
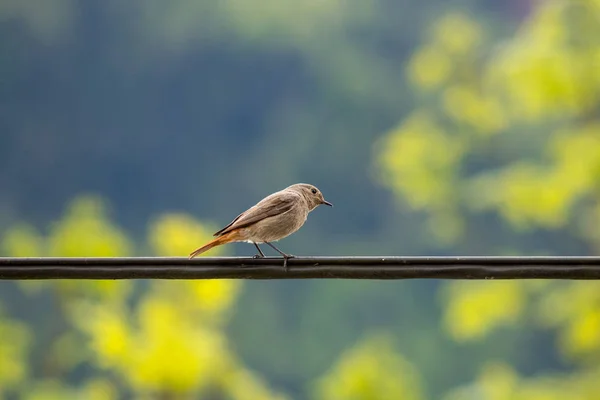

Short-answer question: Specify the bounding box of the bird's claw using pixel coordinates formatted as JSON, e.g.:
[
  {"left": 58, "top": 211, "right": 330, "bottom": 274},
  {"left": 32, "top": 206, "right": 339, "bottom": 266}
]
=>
[{"left": 282, "top": 255, "right": 295, "bottom": 271}]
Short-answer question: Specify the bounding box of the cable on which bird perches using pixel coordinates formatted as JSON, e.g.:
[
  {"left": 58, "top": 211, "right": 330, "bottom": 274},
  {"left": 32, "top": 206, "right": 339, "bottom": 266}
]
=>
[{"left": 1, "top": 257, "right": 600, "bottom": 280}]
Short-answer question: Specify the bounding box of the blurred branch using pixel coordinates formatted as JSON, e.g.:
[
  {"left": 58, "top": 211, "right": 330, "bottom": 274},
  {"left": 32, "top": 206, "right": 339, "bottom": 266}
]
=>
[{"left": 1, "top": 257, "right": 600, "bottom": 279}]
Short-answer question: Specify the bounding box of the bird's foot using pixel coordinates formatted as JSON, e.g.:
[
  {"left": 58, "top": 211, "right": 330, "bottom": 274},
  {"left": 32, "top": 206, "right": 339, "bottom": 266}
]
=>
[
  {"left": 253, "top": 253, "right": 265, "bottom": 259},
  {"left": 282, "top": 254, "right": 295, "bottom": 271}
]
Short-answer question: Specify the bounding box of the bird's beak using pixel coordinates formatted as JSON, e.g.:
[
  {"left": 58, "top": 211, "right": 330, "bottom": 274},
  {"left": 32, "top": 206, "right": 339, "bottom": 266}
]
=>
[{"left": 322, "top": 200, "right": 333, "bottom": 207}]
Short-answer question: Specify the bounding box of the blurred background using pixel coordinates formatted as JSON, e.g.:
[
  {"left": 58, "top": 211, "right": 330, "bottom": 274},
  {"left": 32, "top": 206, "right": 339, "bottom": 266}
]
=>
[{"left": 1, "top": 0, "right": 600, "bottom": 398}]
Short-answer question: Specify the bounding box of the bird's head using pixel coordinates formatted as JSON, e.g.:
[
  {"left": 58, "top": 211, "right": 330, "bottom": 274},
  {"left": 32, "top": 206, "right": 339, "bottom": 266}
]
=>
[{"left": 287, "top": 183, "right": 333, "bottom": 211}]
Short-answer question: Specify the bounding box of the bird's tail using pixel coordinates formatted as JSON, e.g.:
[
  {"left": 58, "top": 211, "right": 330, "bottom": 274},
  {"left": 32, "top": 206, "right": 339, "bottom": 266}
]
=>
[{"left": 189, "top": 231, "right": 240, "bottom": 259}]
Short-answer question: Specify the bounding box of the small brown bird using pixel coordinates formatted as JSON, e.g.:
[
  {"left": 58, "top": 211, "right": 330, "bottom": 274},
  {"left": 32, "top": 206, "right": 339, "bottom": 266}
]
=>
[{"left": 189, "top": 183, "right": 332, "bottom": 268}]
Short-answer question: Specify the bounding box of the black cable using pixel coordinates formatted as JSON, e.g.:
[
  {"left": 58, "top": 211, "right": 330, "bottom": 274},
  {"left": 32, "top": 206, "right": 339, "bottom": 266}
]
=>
[{"left": 1, "top": 256, "right": 600, "bottom": 279}]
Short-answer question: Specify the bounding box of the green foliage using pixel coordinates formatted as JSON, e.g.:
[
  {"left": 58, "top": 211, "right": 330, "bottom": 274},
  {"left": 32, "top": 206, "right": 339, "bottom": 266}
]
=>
[
  {"left": 2, "top": 0, "right": 600, "bottom": 399},
  {"left": 376, "top": 0, "right": 600, "bottom": 398},
  {"left": 0, "top": 196, "right": 289, "bottom": 399},
  {"left": 443, "top": 281, "right": 527, "bottom": 342},
  {"left": 46, "top": 196, "right": 133, "bottom": 257},
  {"left": 314, "top": 333, "right": 424, "bottom": 400},
  {"left": 0, "top": 307, "right": 30, "bottom": 394},
  {"left": 1, "top": 223, "right": 43, "bottom": 257},
  {"left": 444, "top": 362, "right": 600, "bottom": 400},
  {"left": 377, "top": 0, "right": 600, "bottom": 246},
  {"left": 21, "top": 379, "right": 117, "bottom": 400}
]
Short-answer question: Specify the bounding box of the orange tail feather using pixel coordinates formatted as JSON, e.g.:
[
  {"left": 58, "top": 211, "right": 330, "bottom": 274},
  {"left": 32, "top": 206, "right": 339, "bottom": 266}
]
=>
[{"left": 189, "top": 231, "right": 240, "bottom": 259}]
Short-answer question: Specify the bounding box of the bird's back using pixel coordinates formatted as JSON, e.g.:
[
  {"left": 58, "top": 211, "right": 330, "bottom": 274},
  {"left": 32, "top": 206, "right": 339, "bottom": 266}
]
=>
[{"left": 246, "top": 200, "right": 308, "bottom": 243}]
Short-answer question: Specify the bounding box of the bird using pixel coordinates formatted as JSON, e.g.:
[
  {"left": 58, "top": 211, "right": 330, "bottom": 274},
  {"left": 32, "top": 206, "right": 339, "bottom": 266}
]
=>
[{"left": 188, "top": 183, "right": 332, "bottom": 269}]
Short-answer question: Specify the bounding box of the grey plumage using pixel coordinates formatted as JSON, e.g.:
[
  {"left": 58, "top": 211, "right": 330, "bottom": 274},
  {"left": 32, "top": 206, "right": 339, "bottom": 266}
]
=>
[{"left": 189, "top": 183, "right": 332, "bottom": 268}]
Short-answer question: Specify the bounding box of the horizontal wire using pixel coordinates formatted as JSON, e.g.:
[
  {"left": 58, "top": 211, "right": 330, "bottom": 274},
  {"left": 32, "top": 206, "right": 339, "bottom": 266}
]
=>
[{"left": 1, "top": 257, "right": 600, "bottom": 280}]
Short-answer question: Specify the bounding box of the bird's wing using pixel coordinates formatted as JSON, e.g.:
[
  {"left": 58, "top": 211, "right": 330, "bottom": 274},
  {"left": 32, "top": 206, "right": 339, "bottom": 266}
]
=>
[{"left": 213, "top": 191, "right": 298, "bottom": 237}]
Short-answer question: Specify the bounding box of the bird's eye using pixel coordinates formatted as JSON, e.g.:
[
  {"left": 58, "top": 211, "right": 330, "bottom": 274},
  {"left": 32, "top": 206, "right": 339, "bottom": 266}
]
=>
[{"left": 311, "top": 188, "right": 317, "bottom": 194}]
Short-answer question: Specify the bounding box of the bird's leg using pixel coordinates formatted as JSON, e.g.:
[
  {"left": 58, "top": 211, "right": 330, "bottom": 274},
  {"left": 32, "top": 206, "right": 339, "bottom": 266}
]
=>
[
  {"left": 264, "top": 242, "right": 294, "bottom": 258},
  {"left": 253, "top": 242, "right": 265, "bottom": 258},
  {"left": 265, "top": 242, "right": 294, "bottom": 271}
]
